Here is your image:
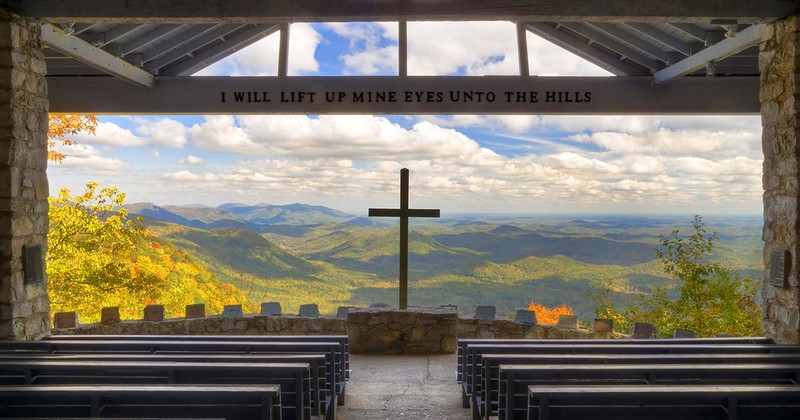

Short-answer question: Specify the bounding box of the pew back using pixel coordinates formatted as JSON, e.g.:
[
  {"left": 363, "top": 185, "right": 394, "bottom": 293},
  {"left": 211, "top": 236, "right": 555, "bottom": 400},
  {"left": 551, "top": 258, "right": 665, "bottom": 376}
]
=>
[
  {"left": 501, "top": 363, "right": 800, "bottom": 420},
  {"left": 0, "top": 384, "right": 281, "bottom": 420}
]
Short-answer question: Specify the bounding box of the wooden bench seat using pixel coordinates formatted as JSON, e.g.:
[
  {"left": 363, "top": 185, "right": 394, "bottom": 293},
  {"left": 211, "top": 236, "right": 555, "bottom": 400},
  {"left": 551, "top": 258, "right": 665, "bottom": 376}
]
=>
[
  {"left": 526, "top": 384, "right": 800, "bottom": 420},
  {"left": 499, "top": 363, "right": 800, "bottom": 420},
  {"left": 46, "top": 334, "right": 352, "bottom": 382},
  {"left": 0, "top": 339, "right": 341, "bottom": 419},
  {"left": 480, "top": 352, "right": 800, "bottom": 420},
  {"left": 0, "top": 351, "right": 328, "bottom": 417},
  {"left": 0, "top": 360, "right": 310, "bottom": 420},
  {"left": 0, "top": 384, "right": 281, "bottom": 420},
  {"left": 456, "top": 337, "right": 774, "bottom": 384},
  {"left": 462, "top": 343, "right": 800, "bottom": 414}
]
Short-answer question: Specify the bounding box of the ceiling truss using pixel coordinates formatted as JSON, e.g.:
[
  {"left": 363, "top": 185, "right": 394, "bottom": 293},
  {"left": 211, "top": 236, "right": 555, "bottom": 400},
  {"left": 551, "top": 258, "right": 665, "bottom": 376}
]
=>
[{"left": 1, "top": 0, "right": 793, "bottom": 108}]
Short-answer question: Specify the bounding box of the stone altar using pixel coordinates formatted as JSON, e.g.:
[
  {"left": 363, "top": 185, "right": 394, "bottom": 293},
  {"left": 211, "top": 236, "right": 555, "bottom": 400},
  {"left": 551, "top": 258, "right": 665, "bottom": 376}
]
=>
[{"left": 347, "top": 306, "right": 458, "bottom": 354}]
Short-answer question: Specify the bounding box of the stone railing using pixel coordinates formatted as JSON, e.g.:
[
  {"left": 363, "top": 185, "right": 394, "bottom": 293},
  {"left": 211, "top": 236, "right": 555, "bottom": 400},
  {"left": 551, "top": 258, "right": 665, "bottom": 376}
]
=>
[
  {"left": 52, "top": 315, "right": 348, "bottom": 336},
  {"left": 52, "top": 311, "right": 623, "bottom": 341},
  {"left": 458, "top": 318, "right": 622, "bottom": 339}
]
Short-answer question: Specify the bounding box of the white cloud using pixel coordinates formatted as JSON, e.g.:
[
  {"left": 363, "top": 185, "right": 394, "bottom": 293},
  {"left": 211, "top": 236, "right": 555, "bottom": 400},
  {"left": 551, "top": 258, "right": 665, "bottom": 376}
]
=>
[
  {"left": 169, "top": 113, "right": 765, "bottom": 213},
  {"left": 570, "top": 127, "right": 760, "bottom": 160},
  {"left": 190, "top": 115, "right": 497, "bottom": 161},
  {"left": 329, "top": 21, "right": 611, "bottom": 77},
  {"left": 195, "top": 23, "right": 322, "bottom": 76},
  {"left": 134, "top": 118, "right": 188, "bottom": 148},
  {"left": 164, "top": 170, "right": 218, "bottom": 182},
  {"left": 326, "top": 22, "right": 398, "bottom": 74},
  {"left": 70, "top": 119, "right": 188, "bottom": 149},
  {"left": 180, "top": 155, "right": 204, "bottom": 165},
  {"left": 71, "top": 122, "right": 143, "bottom": 146},
  {"left": 49, "top": 144, "right": 128, "bottom": 176}
]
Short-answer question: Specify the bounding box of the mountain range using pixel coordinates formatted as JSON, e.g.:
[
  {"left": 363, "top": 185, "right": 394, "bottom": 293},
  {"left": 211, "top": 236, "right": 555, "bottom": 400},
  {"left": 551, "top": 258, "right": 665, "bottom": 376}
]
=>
[{"left": 127, "top": 202, "right": 764, "bottom": 319}]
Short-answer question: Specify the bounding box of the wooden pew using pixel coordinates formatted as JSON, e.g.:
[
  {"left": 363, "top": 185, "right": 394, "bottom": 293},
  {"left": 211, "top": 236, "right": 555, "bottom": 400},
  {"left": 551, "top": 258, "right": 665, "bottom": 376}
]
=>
[
  {"left": 46, "top": 334, "right": 352, "bottom": 383},
  {"left": 0, "top": 352, "right": 327, "bottom": 417},
  {"left": 462, "top": 343, "right": 800, "bottom": 415},
  {"left": 456, "top": 337, "right": 774, "bottom": 383},
  {"left": 0, "top": 384, "right": 281, "bottom": 420},
  {"left": 480, "top": 352, "right": 800, "bottom": 420},
  {"left": 0, "top": 360, "right": 310, "bottom": 420},
  {"left": 500, "top": 363, "right": 800, "bottom": 420},
  {"left": 0, "top": 339, "right": 341, "bottom": 418},
  {"left": 526, "top": 384, "right": 800, "bottom": 420}
]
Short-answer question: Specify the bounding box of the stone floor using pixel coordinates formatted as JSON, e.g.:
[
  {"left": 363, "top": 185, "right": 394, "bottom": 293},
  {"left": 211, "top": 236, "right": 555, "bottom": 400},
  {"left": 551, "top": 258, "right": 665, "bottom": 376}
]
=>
[{"left": 339, "top": 353, "right": 470, "bottom": 419}]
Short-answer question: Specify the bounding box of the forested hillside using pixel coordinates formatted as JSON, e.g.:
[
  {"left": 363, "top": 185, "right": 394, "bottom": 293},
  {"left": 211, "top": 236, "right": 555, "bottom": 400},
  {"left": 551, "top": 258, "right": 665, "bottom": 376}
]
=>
[{"left": 128, "top": 203, "right": 762, "bottom": 320}]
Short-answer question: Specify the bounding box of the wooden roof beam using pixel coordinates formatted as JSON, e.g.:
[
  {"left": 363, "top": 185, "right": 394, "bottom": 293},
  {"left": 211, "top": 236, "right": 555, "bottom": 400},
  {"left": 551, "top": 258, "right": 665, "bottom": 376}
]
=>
[
  {"left": 4, "top": 0, "right": 796, "bottom": 24},
  {"left": 41, "top": 23, "right": 154, "bottom": 87},
  {"left": 653, "top": 24, "right": 763, "bottom": 85}
]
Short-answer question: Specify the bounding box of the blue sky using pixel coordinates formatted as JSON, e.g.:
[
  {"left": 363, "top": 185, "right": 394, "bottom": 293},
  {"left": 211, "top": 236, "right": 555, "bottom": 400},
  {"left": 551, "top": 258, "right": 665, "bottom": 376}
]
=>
[{"left": 48, "top": 22, "right": 763, "bottom": 215}]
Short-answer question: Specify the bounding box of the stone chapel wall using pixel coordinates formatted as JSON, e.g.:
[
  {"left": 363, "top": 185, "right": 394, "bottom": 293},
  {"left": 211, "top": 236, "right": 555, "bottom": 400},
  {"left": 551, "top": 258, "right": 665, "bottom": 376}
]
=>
[
  {"left": 761, "top": 15, "right": 800, "bottom": 344},
  {"left": 0, "top": 11, "right": 50, "bottom": 340}
]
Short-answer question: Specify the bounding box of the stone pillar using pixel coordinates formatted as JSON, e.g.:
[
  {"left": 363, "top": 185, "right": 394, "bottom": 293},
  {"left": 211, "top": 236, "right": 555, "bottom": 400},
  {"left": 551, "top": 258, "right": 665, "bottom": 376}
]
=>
[
  {"left": 761, "top": 16, "right": 800, "bottom": 344},
  {"left": 0, "top": 10, "right": 50, "bottom": 340}
]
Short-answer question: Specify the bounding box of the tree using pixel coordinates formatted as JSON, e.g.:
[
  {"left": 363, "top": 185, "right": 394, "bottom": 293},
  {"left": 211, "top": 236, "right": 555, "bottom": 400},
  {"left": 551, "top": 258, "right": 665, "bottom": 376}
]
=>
[
  {"left": 47, "top": 182, "right": 164, "bottom": 319},
  {"left": 528, "top": 301, "right": 574, "bottom": 325},
  {"left": 47, "top": 182, "right": 250, "bottom": 322},
  {"left": 629, "top": 215, "right": 762, "bottom": 337},
  {"left": 588, "top": 281, "right": 633, "bottom": 334},
  {"left": 48, "top": 114, "right": 98, "bottom": 163}
]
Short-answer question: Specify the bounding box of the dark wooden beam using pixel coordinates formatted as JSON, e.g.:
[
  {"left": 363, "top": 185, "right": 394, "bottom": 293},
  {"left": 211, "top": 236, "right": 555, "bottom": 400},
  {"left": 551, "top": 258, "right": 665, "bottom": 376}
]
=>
[
  {"left": 46, "top": 75, "right": 760, "bottom": 115},
  {"left": 2, "top": 0, "right": 796, "bottom": 24}
]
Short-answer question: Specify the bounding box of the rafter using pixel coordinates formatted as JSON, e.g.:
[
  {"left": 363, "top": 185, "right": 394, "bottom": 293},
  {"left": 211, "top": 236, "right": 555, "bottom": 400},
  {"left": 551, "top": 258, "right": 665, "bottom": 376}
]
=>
[
  {"left": 653, "top": 24, "right": 763, "bottom": 85},
  {"left": 120, "top": 25, "right": 184, "bottom": 57},
  {"left": 143, "top": 25, "right": 243, "bottom": 73},
  {"left": 40, "top": 23, "right": 154, "bottom": 87},
  {"left": 561, "top": 23, "right": 663, "bottom": 72},
  {"left": 668, "top": 23, "right": 707, "bottom": 42},
  {"left": 3, "top": 0, "right": 795, "bottom": 24},
  {"left": 160, "top": 24, "right": 280, "bottom": 76},
  {"left": 587, "top": 22, "right": 668, "bottom": 62},
  {"left": 626, "top": 23, "right": 692, "bottom": 56},
  {"left": 524, "top": 22, "right": 645, "bottom": 76},
  {"left": 139, "top": 25, "right": 219, "bottom": 63}
]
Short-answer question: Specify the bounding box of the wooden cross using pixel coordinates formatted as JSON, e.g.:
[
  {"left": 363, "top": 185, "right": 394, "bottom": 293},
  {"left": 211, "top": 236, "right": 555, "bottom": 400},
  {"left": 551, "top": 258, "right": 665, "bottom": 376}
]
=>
[{"left": 369, "top": 168, "right": 440, "bottom": 309}]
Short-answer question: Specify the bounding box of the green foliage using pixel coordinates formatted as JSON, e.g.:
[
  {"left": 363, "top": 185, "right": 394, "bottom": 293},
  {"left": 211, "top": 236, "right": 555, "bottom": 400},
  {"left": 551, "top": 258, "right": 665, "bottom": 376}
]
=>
[
  {"left": 627, "top": 215, "right": 762, "bottom": 337},
  {"left": 47, "top": 183, "right": 249, "bottom": 323},
  {"left": 587, "top": 279, "right": 634, "bottom": 335},
  {"left": 48, "top": 182, "right": 163, "bottom": 320}
]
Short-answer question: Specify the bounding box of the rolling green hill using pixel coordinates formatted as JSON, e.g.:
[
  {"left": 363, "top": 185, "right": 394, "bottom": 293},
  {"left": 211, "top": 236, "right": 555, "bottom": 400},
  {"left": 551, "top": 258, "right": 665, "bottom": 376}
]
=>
[
  {"left": 149, "top": 223, "right": 319, "bottom": 283},
  {"left": 139, "top": 211, "right": 763, "bottom": 320}
]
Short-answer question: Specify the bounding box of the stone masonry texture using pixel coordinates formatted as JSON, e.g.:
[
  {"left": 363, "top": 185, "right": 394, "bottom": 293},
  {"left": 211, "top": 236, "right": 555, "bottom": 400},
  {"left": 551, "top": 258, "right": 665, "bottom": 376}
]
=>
[
  {"left": 52, "top": 314, "right": 623, "bottom": 350},
  {"left": 0, "top": 10, "right": 49, "bottom": 340},
  {"left": 761, "top": 15, "right": 800, "bottom": 344}
]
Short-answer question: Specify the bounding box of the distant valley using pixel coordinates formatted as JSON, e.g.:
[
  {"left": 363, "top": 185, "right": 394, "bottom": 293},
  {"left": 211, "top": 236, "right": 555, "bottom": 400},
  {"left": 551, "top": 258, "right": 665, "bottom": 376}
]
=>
[{"left": 130, "top": 202, "right": 764, "bottom": 321}]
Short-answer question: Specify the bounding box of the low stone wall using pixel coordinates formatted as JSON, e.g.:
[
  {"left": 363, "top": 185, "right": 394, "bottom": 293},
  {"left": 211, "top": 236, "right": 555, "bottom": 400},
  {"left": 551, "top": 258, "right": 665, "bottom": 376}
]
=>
[
  {"left": 51, "top": 315, "right": 348, "bottom": 336},
  {"left": 348, "top": 307, "right": 458, "bottom": 354},
  {"left": 51, "top": 314, "right": 622, "bottom": 343},
  {"left": 458, "top": 318, "right": 623, "bottom": 339}
]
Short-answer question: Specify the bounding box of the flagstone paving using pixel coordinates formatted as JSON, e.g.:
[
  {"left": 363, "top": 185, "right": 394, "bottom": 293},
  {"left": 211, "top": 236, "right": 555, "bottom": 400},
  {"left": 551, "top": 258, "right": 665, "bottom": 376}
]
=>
[{"left": 339, "top": 353, "right": 469, "bottom": 419}]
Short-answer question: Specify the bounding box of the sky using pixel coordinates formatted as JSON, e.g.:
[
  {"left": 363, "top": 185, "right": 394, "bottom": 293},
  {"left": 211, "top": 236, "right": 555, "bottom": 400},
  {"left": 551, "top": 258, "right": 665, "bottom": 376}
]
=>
[{"left": 47, "top": 22, "right": 763, "bottom": 216}]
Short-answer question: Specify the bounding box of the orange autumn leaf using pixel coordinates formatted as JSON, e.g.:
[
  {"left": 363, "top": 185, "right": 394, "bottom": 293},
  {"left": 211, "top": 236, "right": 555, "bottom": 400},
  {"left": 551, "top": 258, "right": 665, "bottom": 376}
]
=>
[
  {"left": 48, "top": 114, "right": 98, "bottom": 163},
  {"left": 528, "top": 301, "right": 574, "bottom": 325}
]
